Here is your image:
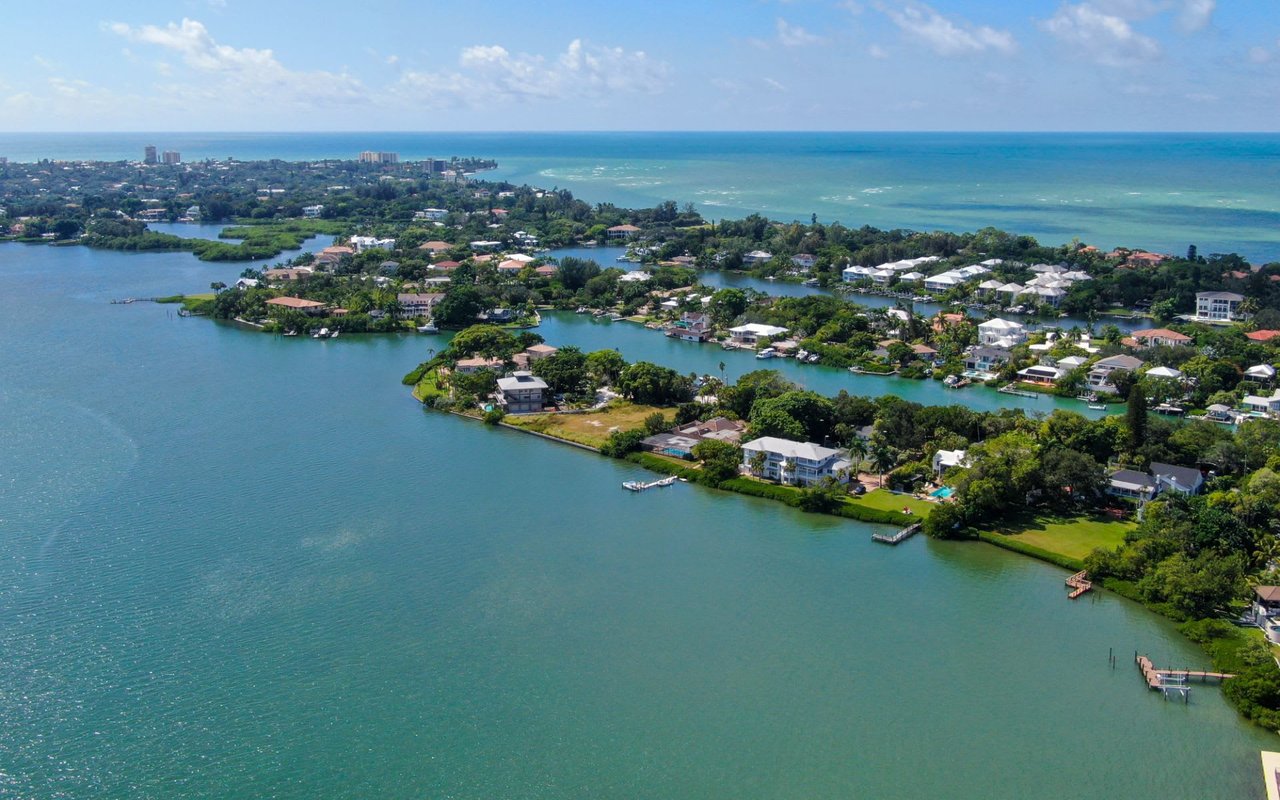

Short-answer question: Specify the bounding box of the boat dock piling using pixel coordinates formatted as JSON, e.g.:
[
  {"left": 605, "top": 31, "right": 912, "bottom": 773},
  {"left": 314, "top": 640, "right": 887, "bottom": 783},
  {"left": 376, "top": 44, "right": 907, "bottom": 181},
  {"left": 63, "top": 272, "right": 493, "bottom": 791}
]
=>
[
  {"left": 622, "top": 476, "right": 678, "bottom": 492},
  {"left": 872, "top": 522, "right": 921, "bottom": 545}
]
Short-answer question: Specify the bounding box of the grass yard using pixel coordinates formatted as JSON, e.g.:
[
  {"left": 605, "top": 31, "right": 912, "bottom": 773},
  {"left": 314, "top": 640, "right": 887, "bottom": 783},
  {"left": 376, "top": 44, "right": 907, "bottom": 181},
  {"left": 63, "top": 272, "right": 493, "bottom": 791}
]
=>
[
  {"left": 984, "top": 513, "right": 1134, "bottom": 563},
  {"left": 850, "top": 489, "right": 934, "bottom": 518},
  {"left": 504, "top": 402, "right": 668, "bottom": 449}
]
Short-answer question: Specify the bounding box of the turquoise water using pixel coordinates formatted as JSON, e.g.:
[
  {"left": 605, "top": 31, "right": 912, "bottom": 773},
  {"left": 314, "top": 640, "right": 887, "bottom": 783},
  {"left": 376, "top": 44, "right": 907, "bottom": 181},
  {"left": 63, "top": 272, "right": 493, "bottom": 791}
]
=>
[
  {"left": 932, "top": 486, "right": 955, "bottom": 499},
  {"left": 3, "top": 132, "right": 1279, "bottom": 261},
  {"left": 1, "top": 240, "right": 1276, "bottom": 798}
]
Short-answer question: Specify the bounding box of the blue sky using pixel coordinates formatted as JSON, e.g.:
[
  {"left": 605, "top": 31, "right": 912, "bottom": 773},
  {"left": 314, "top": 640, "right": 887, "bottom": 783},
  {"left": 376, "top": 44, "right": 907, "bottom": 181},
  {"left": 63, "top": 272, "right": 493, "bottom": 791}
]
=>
[{"left": 2, "top": 0, "right": 1277, "bottom": 131}]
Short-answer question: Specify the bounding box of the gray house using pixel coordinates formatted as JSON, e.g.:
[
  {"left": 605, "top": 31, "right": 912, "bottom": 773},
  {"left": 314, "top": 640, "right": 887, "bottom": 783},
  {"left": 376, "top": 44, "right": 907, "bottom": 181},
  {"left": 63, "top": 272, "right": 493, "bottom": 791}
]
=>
[{"left": 496, "top": 372, "right": 548, "bottom": 414}]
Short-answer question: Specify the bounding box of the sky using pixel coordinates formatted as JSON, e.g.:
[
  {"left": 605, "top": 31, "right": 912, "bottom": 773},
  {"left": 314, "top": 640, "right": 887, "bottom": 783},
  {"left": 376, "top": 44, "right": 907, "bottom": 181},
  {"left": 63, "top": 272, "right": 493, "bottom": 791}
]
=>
[{"left": 1, "top": 0, "right": 1277, "bottom": 131}]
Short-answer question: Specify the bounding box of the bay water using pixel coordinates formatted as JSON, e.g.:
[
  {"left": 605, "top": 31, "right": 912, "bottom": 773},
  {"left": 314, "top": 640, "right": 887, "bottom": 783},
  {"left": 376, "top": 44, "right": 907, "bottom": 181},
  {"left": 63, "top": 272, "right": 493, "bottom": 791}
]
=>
[{"left": 1, "top": 239, "right": 1275, "bottom": 798}]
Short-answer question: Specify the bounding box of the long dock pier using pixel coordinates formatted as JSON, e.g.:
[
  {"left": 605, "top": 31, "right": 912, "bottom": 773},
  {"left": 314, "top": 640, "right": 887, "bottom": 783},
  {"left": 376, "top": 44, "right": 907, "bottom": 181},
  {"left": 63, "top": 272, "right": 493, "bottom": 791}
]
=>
[
  {"left": 872, "top": 522, "right": 921, "bottom": 545},
  {"left": 1134, "top": 652, "right": 1234, "bottom": 701}
]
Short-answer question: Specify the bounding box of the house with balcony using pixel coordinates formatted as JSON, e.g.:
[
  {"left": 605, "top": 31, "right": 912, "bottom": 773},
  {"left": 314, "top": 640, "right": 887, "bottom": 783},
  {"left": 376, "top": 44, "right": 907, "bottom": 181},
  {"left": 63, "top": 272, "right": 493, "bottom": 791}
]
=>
[
  {"left": 1243, "top": 389, "right": 1280, "bottom": 416},
  {"left": 963, "top": 347, "right": 1010, "bottom": 376},
  {"left": 1195, "top": 291, "right": 1246, "bottom": 322},
  {"left": 742, "top": 250, "right": 774, "bottom": 267},
  {"left": 977, "top": 318, "right": 1026, "bottom": 347},
  {"left": 396, "top": 292, "right": 445, "bottom": 320},
  {"left": 1087, "top": 354, "right": 1144, "bottom": 394},
  {"left": 496, "top": 372, "right": 548, "bottom": 414},
  {"left": 931, "top": 449, "right": 969, "bottom": 477},
  {"left": 668, "top": 311, "right": 713, "bottom": 342},
  {"left": 728, "top": 323, "right": 788, "bottom": 347},
  {"left": 740, "top": 437, "right": 851, "bottom": 487}
]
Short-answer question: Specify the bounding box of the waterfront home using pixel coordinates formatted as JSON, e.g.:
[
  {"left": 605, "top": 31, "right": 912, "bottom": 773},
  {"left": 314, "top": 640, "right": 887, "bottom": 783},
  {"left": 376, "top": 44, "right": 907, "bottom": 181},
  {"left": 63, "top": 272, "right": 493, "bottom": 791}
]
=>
[
  {"left": 430, "top": 260, "right": 461, "bottom": 272},
  {"left": 791, "top": 254, "right": 816, "bottom": 270},
  {"left": 233, "top": 278, "right": 259, "bottom": 290},
  {"left": 454, "top": 357, "right": 503, "bottom": 374},
  {"left": 1150, "top": 462, "right": 1204, "bottom": 495},
  {"left": 606, "top": 224, "right": 641, "bottom": 239},
  {"left": 396, "top": 292, "right": 445, "bottom": 320},
  {"left": 669, "top": 311, "right": 713, "bottom": 342},
  {"left": 743, "top": 250, "right": 774, "bottom": 267},
  {"left": 417, "top": 208, "right": 448, "bottom": 222},
  {"left": 266, "top": 296, "right": 327, "bottom": 315},
  {"left": 1056, "top": 355, "right": 1088, "bottom": 372},
  {"left": 1243, "top": 389, "right": 1280, "bottom": 416},
  {"left": 302, "top": 204, "right": 325, "bottom": 218},
  {"left": 496, "top": 372, "right": 548, "bottom": 414},
  {"left": 469, "top": 240, "right": 502, "bottom": 251},
  {"left": 1144, "top": 365, "right": 1185, "bottom": 383},
  {"left": 640, "top": 432, "right": 704, "bottom": 459},
  {"left": 728, "top": 323, "right": 788, "bottom": 347},
  {"left": 1246, "top": 330, "right": 1280, "bottom": 343},
  {"left": 740, "top": 437, "right": 851, "bottom": 487},
  {"left": 977, "top": 318, "right": 1026, "bottom": 347},
  {"left": 618, "top": 270, "right": 651, "bottom": 283},
  {"left": 1245, "top": 364, "right": 1277, "bottom": 384},
  {"left": 1195, "top": 291, "right": 1246, "bottom": 322},
  {"left": 534, "top": 265, "right": 558, "bottom": 278},
  {"left": 923, "top": 272, "right": 962, "bottom": 291},
  {"left": 963, "top": 346, "right": 1009, "bottom": 375},
  {"left": 996, "top": 282, "right": 1026, "bottom": 303},
  {"left": 1252, "top": 586, "right": 1280, "bottom": 628},
  {"left": 1206, "top": 404, "right": 1236, "bottom": 422},
  {"left": 1087, "top": 354, "right": 1145, "bottom": 394},
  {"left": 932, "top": 449, "right": 970, "bottom": 477},
  {"left": 977, "top": 279, "right": 1004, "bottom": 297},
  {"left": 1108, "top": 469, "right": 1158, "bottom": 501},
  {"left": 1124, "top": 327, "right": 1192, "bottom": 349},
  {"left": 1017, "top": 364, "right": 1063, "bottom": 385}
]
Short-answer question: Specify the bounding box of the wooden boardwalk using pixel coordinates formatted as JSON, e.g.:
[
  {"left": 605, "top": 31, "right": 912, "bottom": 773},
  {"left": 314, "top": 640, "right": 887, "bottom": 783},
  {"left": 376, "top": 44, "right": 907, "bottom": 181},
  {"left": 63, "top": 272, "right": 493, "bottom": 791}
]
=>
[
  {"left": 872, "top": 522, "right": 921, "bottom": 545},
  {"left": 1065, "top": 570, "right": 1092, "bottom": 599}
]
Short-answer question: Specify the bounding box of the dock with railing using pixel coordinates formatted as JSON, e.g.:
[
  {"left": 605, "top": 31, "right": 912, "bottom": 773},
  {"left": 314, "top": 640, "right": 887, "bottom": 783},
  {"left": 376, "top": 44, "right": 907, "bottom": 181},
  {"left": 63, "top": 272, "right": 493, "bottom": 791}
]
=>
[{"left": 872, "top": 522, "right": 921, "bottom": 545}]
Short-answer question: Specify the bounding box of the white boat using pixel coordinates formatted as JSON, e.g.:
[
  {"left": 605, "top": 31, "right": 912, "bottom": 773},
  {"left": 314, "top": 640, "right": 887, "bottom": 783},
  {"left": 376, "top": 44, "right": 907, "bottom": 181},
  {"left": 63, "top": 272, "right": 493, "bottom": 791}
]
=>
[
  {"left": 283, "top": 330, "right": 298, "bottom": 337},
  {"left": 756, "top": 347, "right": 777, "bottom": 359},
  {"left": 1087, "top": 403, "right": 1107, "bottom": 410},
  {"left": 417, "top": 323, "right": 439, "bottom": 333},
  {"left": 806, "top": 354, "right": 820, "bottom": 363},
  {"left": 312, "top": 327, "right": 329, "bottom": 339},
  {"left": 622, "top": 475, "right": 678, "bottom": 492},
  {"left": 329, "top": 329, "right": 340, "bottom": 338}
]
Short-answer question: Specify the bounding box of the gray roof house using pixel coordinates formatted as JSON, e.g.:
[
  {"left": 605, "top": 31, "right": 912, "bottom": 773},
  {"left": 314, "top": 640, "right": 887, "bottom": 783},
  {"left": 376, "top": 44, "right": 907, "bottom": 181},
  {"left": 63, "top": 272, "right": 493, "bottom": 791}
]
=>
[
  {"left": 1149, "top": 462, "right": 1204, "bottom": 495},
  {"left": 1108, "top": 469, "right": 1158, "bottom": 501},
  {"left": 496, "top": 372, "right": 548, "bottom": 414},
  {"left": 741, "top": 436, "right": 852, "bottom": 487}
]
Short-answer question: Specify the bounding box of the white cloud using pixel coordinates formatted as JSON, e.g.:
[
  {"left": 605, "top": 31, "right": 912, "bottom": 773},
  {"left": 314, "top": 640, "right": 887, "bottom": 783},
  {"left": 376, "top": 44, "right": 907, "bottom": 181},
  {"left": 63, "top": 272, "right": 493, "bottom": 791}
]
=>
[
  {"left": 868, "top": 43, "right": 889, "bottom": 59},
  {"left": 1040, "top": 3, "right": 1161, "bottom": 66},
  {"left": 396, "top": 39, "right": 669, "bottom": 107},
  {"left": 764, "top": 77, "right": 788, "bottom": 92},
  {"left": 108, "top": 18, "right": 367, "bottom": 106},
  {"left": 1176, "top": 0, "right": 1215, "bottom": 32},
  {"left": 776, "top": 18, "right": 821, "bottom": 47},
  {"left": 881, "top": 3, "right": 1017, "bottom": 57}
]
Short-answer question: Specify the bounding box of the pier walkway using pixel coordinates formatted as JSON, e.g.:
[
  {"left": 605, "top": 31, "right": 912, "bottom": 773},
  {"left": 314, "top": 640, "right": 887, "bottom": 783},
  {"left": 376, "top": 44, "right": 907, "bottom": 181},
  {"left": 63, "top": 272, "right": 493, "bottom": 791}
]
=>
[
  {"left": 1065, "top": 570, "right": 1092, "bottom": 599},
  {"left": 872, "top": 522, "right": 921, "bottom": 545},
  {"left": 1135, "top": 653, "right": 1234, "bottom": 701}
]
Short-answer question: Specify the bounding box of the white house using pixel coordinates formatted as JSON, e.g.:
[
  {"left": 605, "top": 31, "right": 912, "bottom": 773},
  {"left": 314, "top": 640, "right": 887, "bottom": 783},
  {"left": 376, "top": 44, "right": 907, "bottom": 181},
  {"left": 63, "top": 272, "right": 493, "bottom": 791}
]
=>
[
  {"left": 1245, "top": 364, "right": 1276, "bottom": 384},
  {"left": 351, "top": 235, "right": 396, "bottom": 252},
  {"left": 977, "top": 318, "right": 1027, "bottom": 347},
  {"left": 1087, "top": 354, "right": 1144, "bottom": 394},
  {"left": 932, "top": 449, "right": 969, "bottom": 477},
  {"left": 729, "top": 323, "right": 788, "bottom": 346},
  {"left": 302, "top": 204, "right": 325, "bottom": 218},
  {"left": 791, "top": 254, "right": 816, "bottom": 270},
  {"left": 923, "top": 272, "right": 963, "bottom": 291},
  {"left": 741, "top": 437, "right": 851, "bottom": 487},
  {"left": 1144, "top": 365, "right": 1184, "bottom": 381},
  {"left": 743, "top": 250, "right": 774, "bottom": 266},
  {"left": 1243, "top": 389, "right": 1280, "bottom": 415},
  {"left": 416, "top": 208, "right": 448, "bottom": 221},
  {"left": 1195, "top": 291, "right": 1246, "bottom": 322}
]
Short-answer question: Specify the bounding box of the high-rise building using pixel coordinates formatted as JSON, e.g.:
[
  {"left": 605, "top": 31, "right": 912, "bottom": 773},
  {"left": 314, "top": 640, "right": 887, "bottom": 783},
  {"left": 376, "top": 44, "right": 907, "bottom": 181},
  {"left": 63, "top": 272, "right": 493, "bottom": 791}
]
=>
[
  {"left": 144, "top": 145, "right": 157, "bottom": 164},
  {"left": 162, "top": 151, "right": 181, "bottom": 165},
  {"left": 358, "top": 151, "right": 398, "bottom": 164}
]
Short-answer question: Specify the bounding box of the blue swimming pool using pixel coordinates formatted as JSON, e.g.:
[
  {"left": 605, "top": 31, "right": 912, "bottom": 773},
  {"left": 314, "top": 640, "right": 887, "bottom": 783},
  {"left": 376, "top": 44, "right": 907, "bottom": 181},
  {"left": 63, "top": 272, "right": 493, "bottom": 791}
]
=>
[{"left": 931, "top": 486, "right": 954, "bottom": 499}]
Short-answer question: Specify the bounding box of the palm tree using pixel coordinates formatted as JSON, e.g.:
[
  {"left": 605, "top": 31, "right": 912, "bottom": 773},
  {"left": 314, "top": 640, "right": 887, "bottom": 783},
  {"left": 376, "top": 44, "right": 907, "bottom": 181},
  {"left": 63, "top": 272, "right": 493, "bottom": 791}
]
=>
[
  {"left": 749, "top": 450, "right": 768, "bottom": 478},
  {"left": 847, "top": 436, "right": 869, "bottom": 474},
  {"left": 870, "top": 442, "right": 896, "bottom": 488}
]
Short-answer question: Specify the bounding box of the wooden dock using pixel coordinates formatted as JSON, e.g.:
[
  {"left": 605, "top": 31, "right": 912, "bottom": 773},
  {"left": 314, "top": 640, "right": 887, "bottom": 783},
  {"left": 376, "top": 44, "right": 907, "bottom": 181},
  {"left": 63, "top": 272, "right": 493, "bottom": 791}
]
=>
[
  {"left": 872, "top": 522, "right": 921, "bottom": 545},
  {"left": 998, "top": 383, "right": 1040, "bottom": 398},
  {"left": 1065, "top": 570, "right": 1092, "bottom": 599},
  {"left": 1134, "top": 652, "right": 1234, "bottom": 701}
]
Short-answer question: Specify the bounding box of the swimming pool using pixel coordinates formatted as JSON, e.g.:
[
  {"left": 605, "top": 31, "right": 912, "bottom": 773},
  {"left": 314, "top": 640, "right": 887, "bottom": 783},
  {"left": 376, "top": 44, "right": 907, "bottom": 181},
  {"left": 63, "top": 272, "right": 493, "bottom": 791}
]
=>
[{"left": 931, "top": 486, "right": 954, "bottom": 499}]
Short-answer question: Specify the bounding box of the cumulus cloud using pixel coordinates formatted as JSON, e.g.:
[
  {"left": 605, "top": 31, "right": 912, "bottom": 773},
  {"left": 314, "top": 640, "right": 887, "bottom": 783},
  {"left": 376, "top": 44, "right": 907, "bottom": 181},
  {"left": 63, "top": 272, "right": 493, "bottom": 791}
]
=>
[
  {"left": 1080, "top": 0, "right": 1215, "bottom": 31},
  {"left": 107, "top": 18, "right": 367, "bottom": 106},
  {"left": 776, "top": 18, "right": 822, "bottom": 47},
  {"left": 881, "top": 3, "right": 1017, "bottom": 57},
  {"left": 396, "top": 39, "right": 669, "bottom": 107},
  {"left": 868, "top": 43, "right": 889, "bottom": 59},
  {"left": 1040, "top": 3, "right": 1161, "bottom": 66},
  {"left": 1176, "top": 0, "right": 1215, "bottom": 32}
]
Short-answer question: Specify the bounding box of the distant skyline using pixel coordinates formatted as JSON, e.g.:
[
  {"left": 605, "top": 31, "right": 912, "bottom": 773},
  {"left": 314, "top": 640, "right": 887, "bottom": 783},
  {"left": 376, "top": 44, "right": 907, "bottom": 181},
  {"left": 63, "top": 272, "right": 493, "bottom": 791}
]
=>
[{"left": 3, "top": 1, "right": 1277, "bottom": 132}]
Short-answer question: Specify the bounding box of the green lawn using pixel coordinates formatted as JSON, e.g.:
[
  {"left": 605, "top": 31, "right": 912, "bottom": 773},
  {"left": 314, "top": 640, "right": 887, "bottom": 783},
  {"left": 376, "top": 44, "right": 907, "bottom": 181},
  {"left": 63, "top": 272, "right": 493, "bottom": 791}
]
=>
[
  {"left": 984, "top": 513, "right": 1134, "bottom": 562},
  {"left": 851, "top": 489, "right": 934, "bottom": 518}
]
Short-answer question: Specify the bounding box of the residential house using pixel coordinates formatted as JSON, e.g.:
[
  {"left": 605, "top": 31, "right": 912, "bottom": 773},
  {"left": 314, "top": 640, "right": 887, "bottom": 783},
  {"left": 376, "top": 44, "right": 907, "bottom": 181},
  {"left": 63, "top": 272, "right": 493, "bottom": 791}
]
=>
[
  {"left": 1243, "top": 389, "right": 1280, "bottom": 415},
  {"left": 964, "top": 347, "right": 1010, "bottom": 375},
  {"left": 923, "top": 272, "right": 962, "bottom": 292},
  {"left": 977, "top": 318, "right": 1027, "bottom": 347},
  {"left": 454, "top": 357, "right": 503, "bottom": 374},
  {"left": 1144, "top": 365, "right": 1184, "bottom": 382},
  {"left": 932, "top": 449, "right": 969, "bottom": 477},
  {"left": 263, "top": 267, "right": 313, "bottom": 281},
  {"left": 351, "top": 236, "right": 396, "bottom": 253},
  {"left": 1195, "top": 291, "right": 1246, "bottom": 322},
  {"left": 1245, "top": 364, "right": 1276, "bottom": 384},
  {"left": 302, "top": 204, "right": 325, "bottom": 218},
  {"left": 1108, "top": 469, "right": 1158, "bottom": 501},
  {"left": 233, "top": 277, "right": 259, "bottom": 290},
  {"left": 740, "top": 437, "right": 852, "bottom": 487},
  {"left": 1087, "top": 354, "right": 1145, "bottom": 394},
  {"left": 1253, "top": 586, "right": 1280, "bottom": 629},
  {"left": 1017, "top": 365, "right": 1063, "bottom": 385},
  {"left": 728, "top": 323, "right": 788, "bottom": 346},
  {"left": 606, "top": 224, "right": 641, "bottom": 239},
  {"left": 1150, "top": 462, "right": 1204, "bottom": 495},
  {"left": 512, "top": 344, "right": 558, "bottom": 370},
  {"left": 669, "top": 311, "right": 713, "bottom": 342},
  {"left": 1124, "top": 327, "right": 1193, "bottom": 349},
  {"left": 1246, "top": 330, "right": 1280, "bottom": 343},
  {"left": 496, "top": 372, "right": 548, "bottom": 414},
  {"left": 417, "top": 208, "right": 448, "bottom": 221},
  {"left": 265, "top": 296, "right": 327, "bottom": 316},
  {"left": 791, "top": 254, "right": 816, "bottom": 270},
  {"left": 640, "top": 432, "right": 704, "bottom": 459},
  {"left": 396, "top": 292, "right": 444, "bottom": 320},
  {"left": 418, "top": 240, "right": 452, "bottom": 256},
  {"left": 742, "top": 250, "right": 774, "bottom": 266},
  {"left": 676, "top": 417, "right": 745, "bottom": 443}
]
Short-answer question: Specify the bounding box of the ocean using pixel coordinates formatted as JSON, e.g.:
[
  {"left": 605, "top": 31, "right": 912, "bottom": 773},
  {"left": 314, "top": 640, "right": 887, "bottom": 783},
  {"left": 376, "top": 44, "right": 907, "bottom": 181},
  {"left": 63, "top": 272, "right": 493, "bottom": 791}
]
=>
[{"left": 2, "top": 131, "right": 1278, "bottom": 261}]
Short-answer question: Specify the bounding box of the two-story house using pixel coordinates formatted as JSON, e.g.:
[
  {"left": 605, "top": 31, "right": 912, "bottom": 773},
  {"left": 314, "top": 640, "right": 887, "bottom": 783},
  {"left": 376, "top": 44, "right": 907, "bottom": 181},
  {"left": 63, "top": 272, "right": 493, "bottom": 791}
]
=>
[
  {"left": 1087, "top": 354, "right": 1144, "bottom": 394},
  {"left": 740, "top": 437, "right": 851, "bottom": 487},
  {"left": 496, "top": 372, "right": 548, "bottom": 414},
  {"left": 396, "top": 292, "right": 445, "bottom": 320},
  {"left": 1195, "top": 291, "right": 1246, "bottom": 322}
]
